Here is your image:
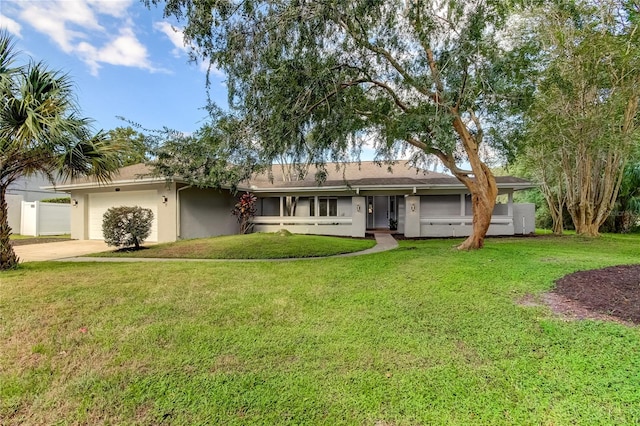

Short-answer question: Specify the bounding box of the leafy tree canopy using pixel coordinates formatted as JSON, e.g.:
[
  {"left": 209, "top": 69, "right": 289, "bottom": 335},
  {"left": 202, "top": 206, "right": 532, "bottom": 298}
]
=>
[
  {"left": 147, "top": 107, "right": 261, "bottom": 191},
  {"left": 146, "top": 0, "right": 538, "bottom": 249},
  {"left": 106, "top": 126, "right": 153, "bottom": 167}
]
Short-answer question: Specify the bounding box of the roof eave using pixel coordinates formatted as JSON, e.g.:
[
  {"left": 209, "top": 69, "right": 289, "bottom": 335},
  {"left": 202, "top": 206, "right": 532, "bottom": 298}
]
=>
[
  {"left": 247, "top": 181, "right": 535, "bottom": 193},
  {"left": 42, "top": 176, "right": 182, "bottom": 191}
]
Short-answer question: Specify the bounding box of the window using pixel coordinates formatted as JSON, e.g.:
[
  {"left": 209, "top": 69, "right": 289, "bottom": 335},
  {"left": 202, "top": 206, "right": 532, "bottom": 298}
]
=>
[{"left": 310, "top": 197, "right": 338, "bottom": 216}]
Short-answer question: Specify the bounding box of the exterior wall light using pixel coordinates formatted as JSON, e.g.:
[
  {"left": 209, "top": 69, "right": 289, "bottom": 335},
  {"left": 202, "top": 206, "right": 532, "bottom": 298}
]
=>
[
  {"left": 356, "top": 204, "right": 361, "bottom": 212},
  {"left": 72, "top": 199, "right": 78, "bottom": 206},
  {"left": 411, "top": 203, "right": 416, "bottom": 212},
  {"left": 161, "top": 196, "right": 168, "bottom": 204}
]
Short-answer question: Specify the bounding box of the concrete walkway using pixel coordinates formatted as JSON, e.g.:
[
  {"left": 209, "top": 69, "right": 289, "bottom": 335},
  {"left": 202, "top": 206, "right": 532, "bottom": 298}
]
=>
[{"left": 52, "top": 233, "right": 399, "bottom": 263}]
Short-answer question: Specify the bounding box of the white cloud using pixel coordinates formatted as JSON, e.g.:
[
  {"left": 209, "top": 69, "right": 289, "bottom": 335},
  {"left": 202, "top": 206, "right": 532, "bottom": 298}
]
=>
[
  {"left": 154, "top": 20, "right": 225, "bottom": 78},
  {"left": 87, "top": 0, "right": 133, "bottom": 18},
  {"left": 198, "top": 59, "right": 225, "bottom": 77},
  {"left": 154, "top": 21, "right": 187, "bottom": 57},
  {"left": 77, "top": 28, "right": 158, "bottom": 75},
  {"left": 10, "top": 0, "right": 158, "bottom": 75},
  {"left": 0, "top": 13, "right": 23, "bottom": 37},
  {"left": 20, "top": 0, "right": 102, "bottom": 52}
]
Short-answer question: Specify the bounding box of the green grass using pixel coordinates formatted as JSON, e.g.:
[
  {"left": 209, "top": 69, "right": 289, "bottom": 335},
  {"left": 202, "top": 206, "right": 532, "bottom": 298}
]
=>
[
  {"left": 91, "top": 232, "right": 376, "bottom": 259},
  {"left": 1, "top": 234, "right": 640, "bottom": 424}
]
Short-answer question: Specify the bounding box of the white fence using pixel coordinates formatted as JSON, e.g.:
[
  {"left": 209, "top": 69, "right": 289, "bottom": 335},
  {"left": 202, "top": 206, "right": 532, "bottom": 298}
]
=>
[{"left": 20, "top": 201, "right": 70, "bottom": 236}]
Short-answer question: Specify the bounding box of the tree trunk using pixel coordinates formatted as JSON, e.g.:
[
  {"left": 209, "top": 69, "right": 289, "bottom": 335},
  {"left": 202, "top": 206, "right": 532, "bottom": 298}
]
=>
[
  {"left": 575, "top": 221, "right": 600, "bottom": 237},
  {"left": 457, "top": 168, "right": 498, "bottom": 250},
  {"left": 552, "top": 217, "right": 564, "bottom": 236},
  {"left": 0, "top": 186, "right": 19, "bottom": 270},
  {"left": 450, "top": 116, "right": 498, "bottom": 250}
]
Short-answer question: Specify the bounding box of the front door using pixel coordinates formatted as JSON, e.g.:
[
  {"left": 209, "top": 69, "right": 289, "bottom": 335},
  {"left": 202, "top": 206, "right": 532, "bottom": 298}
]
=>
[
  {"left": 367, "top": 196, "right": 399, "bottom": 230},
  {"left": 373, "top": 196, "right": 388, "bottom": 228}
]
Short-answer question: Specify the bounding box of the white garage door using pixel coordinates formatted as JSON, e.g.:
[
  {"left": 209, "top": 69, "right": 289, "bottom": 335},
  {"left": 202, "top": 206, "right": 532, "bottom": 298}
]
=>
[{"left": 89, "top": 191, "right": 158, "bottom": 241}]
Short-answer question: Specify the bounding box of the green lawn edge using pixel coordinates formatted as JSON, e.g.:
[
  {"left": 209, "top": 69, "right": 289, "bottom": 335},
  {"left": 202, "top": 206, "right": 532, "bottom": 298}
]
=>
[{"left": 90, "top": 232, "right": 377, "bottom": 259}]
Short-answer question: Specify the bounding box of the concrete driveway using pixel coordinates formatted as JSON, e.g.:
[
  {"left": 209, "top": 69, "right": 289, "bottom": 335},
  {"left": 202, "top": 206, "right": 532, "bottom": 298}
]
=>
[{"left": 13, "top": 240, "right": 112, "bottom": 262}]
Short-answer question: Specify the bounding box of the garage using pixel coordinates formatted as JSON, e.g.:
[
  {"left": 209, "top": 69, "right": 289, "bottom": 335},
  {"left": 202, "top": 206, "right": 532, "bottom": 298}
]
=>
[{"left": 88, "top": 190, "right": 159, "bottom": 241}]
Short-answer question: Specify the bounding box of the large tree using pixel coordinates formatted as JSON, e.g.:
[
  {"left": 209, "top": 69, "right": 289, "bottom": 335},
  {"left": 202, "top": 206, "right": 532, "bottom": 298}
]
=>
[
  {"left": 147, "top": 0, "right": 533, "bottom": 249},
  {"left": 0, "top": 33, "right": 122, "bottom": 270},
  {"left": 107, "top": 126, "right": 153, "bottom": 167},
  {"left": 520, "top": 0, "right": 640, "bottom": 236},
  {"left": 148, "top": 108, "right": 261, "bottom": 190}
]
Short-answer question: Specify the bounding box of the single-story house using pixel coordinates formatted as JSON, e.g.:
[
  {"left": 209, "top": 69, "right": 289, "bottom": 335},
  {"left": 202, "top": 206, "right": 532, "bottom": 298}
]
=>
[{"left": 51, "top": 162, "right": 535, "bottom": 242}]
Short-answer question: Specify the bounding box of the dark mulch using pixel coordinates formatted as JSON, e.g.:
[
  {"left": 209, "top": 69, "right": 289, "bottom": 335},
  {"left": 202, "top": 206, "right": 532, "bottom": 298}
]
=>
[
  {"left": 10, "top": 237, "right": 71, "bottom": 246},
  {"left": 553, "top": 264, "right": 640, "bottom": 325},
  {"left": 113, "top": 246, "right": 150, "bottom": 253}
]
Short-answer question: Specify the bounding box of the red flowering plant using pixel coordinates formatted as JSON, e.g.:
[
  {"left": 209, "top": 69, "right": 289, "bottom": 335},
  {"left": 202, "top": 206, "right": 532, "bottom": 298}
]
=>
[{"left": 232, "top": 192, "right": 257, "bottom": 234}]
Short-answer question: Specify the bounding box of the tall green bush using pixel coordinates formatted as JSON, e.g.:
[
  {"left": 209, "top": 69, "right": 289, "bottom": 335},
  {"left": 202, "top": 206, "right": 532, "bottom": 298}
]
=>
[{"left": 102, "top": 206, "right": 153, "bottom": 249}]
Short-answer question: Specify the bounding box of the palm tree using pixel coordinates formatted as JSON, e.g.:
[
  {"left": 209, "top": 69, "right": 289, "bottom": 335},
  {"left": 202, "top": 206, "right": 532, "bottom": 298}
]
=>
[{"left": 0, "top": 32, "right": 122, "bottom": 270}]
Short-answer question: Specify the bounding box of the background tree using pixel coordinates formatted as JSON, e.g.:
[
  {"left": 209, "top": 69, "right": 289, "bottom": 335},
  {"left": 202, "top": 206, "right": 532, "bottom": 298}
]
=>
[
  {"left": 147, "top": 0, "right": 536, "bottom": 249},
  {"left": 148, "top": 108, "right": 261, "bottom": 190},
  {"left": 0, "top": 32, "right": 122, "bottom": 270},
  {"left": 518, "top": 0, "right": 640, "bottom": 236},
  {"left": 611, "top": 161, "right": 640, "bottom": 233},
  {"left": 107, "top": 126, "right": 153, "bottom": 167}
]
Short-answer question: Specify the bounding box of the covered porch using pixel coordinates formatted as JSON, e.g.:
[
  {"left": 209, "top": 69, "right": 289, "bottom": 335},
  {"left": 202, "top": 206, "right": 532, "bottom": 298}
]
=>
[{"left": 249, "top": 191, "right": 535, "bottom": 238}]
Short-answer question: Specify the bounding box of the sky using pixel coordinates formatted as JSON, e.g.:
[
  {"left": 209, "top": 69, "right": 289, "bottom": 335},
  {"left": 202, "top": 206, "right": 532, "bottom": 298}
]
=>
[{"left": 1, "top": 0, "right": 226, "bottom": 135}]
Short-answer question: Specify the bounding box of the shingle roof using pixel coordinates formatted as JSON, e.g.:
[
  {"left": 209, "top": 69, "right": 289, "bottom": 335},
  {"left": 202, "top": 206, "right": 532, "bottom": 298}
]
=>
[
  {"left": 63, "top": 163, "right": 155, "bottom": 185},
  {"left": 249, "top": 162, "right": 450, "bottom": 188},
  {"left": 53, "top": 161, "right": 532, "bottom": 190},
  {"left": 248, "top": 162, "right": 531, "bottom": 189}
]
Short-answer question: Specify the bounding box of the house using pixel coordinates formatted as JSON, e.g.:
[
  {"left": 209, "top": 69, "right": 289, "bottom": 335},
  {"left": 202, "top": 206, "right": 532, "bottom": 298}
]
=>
[{"left": 52, "top": 162, "right": 535, "bottom": 242}]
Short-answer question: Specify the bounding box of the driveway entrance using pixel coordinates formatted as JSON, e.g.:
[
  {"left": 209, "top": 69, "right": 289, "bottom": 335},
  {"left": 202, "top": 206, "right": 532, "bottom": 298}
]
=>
[{"left": 13, "top": 240, "right": 112, "bottom": 262}]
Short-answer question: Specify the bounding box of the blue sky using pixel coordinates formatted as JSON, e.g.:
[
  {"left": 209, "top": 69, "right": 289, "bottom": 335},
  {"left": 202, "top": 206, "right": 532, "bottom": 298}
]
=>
[{"left": 1, "top": 0, "right": 226, "bottom": 135}]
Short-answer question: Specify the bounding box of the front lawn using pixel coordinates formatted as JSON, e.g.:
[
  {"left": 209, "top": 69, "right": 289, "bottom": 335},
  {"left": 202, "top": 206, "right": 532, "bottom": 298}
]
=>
[
  {"left": 91, "top": 232, "right": 376, "bottom": 259},
  {"left": 1, "top": 235, "right": 639, "bottom": 424}
]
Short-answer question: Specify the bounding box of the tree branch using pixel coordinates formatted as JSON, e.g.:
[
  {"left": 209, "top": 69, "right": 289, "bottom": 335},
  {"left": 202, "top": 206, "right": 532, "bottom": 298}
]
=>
[{"left": 334, "top": 14, "right": 434, "bottom": 99}]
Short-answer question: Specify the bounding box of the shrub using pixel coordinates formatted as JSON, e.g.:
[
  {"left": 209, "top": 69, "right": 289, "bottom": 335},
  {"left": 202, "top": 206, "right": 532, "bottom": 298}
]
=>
[
  {"left": 232, "top": 192, "right": 257, "bottom": 234},
  {"left": 102, "top": 206, "right": 153, "bottom": 249},
  {"left": 40, "top": 197, "right": 70, "bottom": 203}
]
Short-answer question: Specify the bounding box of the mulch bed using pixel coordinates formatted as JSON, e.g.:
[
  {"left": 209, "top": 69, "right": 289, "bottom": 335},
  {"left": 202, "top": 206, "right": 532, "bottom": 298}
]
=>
[{"left": 553, "top": 264, "right": 640, "bottom": 325}]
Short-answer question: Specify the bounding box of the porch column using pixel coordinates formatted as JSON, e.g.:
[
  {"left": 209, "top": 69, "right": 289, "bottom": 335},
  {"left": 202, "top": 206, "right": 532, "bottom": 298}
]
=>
[
  {"left": 351, "top": 196, "right": 366, "bottom": 238},
  {"left": 508, "top": 192, "right": 513, "bottom": 217},
  {"left": 460, "top": 193, "right": 465, "bottom": 225},
  {"left": 405, "top": 195, "right": 421, "bottom": 238},
  {"left": 279, "top": 196, "right": 284, "bottom": 226},
  {"left": 314, "top": 196, "right": 319, "bottom": 225}
]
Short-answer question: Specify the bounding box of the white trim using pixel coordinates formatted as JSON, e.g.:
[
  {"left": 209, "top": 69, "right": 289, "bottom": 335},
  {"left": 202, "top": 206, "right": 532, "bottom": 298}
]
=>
[
  {"left": 251, "top": 216, "right": 352, "bottom": 225},
  {"left": 44, "top": 177, "right": 174, "bottom": 191},
  {"left": 420, "top": 216, "right": 513, "bottom": 225}
]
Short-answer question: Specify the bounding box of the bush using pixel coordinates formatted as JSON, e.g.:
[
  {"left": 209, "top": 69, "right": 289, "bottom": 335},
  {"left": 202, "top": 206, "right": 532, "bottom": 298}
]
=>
[
  {"left": 102, "top": 206, "right": 153, "bottom": 249},
  {"left": 232, "top": 192, "right": 257, "bottom": 234},
  {"left": 40, "top": 197, "right": 70, "bottom": 203}
]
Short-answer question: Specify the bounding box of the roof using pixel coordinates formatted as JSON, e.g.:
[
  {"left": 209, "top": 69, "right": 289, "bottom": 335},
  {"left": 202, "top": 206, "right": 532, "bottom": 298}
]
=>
[
  {"left": 48, "top": 161, "right": 533, "bottom": 192},
  {"left": 247, "top": 162, "right": 532, "bottom": 192},
  {"left": 46, "top": 163, "right": 166, "bottom": 190},
  {"left": 249, "top": 162, "right": 450, "bottom": 189}
]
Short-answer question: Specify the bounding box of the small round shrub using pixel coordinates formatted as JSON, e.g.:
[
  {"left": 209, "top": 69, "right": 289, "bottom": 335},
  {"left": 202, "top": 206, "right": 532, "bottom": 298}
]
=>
[{"left": 102, "top": 206, "right": 154, "bottom": 249}]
